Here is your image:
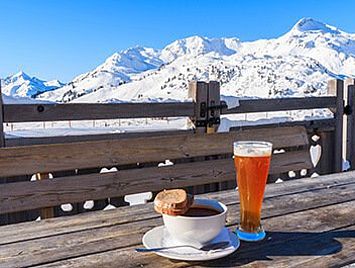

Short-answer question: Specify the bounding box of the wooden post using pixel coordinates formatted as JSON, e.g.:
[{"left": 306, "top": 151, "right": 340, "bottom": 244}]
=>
[
  {"left": 206, "top": 81, "right": 220, "bottom": 192},
  {"left": 328, "top": 79, "right": 344, "bottom": 173},
  {"left": 35, "top": 173, "right": 54, "bottom": 219},
  {"left": 188, "top": 81, "right": 208, "bottom": 194},
  {"left": 317, "top": 131, "right": 336, "bottom": 175},
  {"left": 0, "top": 80, "right": 8, "bottom": 224},
  {"left": 188, "top": 81, "right": 208, "bottom": 133},
  {"left": 0, "top": 81, "right": 4, "bottom": 146},
  {"left": 207, "top": 81, "right": 221, "bottom": 134},
  {"left": 346, "top": 78, "right": 355, "bottom": 170}
]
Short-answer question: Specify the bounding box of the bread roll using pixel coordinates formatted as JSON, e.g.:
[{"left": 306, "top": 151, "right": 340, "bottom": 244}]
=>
[{"left": 154, "top": 189, "right": 193, "bottom": 216}]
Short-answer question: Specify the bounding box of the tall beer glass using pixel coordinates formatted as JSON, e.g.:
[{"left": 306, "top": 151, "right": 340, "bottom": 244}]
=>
[{"left": 233, "top": 141, "right": 272, "bottom": 241}]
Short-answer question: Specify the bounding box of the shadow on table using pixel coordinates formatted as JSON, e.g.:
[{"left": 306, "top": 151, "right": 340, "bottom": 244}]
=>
[{"left": 171, "top": 229, "right": 355, "bottom": 266}]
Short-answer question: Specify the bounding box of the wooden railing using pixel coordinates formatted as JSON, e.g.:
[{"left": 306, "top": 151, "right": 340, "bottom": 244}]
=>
[
  {"left": 0, "top": 126, "right": 311, "bottom": 216},
  {"left": 0, "top": 78, "right": 354, "bottom": 225},
  {"left": 3, "top": 102, "right": 195, "bottom": 122}
]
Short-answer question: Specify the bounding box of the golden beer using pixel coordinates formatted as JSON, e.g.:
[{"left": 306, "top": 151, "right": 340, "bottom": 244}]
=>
[{"left": 233, "top": 141, "right": 272, "bottom": 241}]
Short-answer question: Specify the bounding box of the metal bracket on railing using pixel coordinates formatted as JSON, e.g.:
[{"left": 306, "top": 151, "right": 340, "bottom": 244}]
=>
[
  {"left": 195, "top": 102, "right": 207, "bottom": 127},
  {"left": 208, "top": 101, "right": 228, "bottom": 112},
  {"left": 344, "top": 105, "right": 352, "bottom": 115},
  {"left": 200, "top": 102, "right": 207, "bottom": 118},
  {"left": 207, "top": 101, "right": 227, "bottom": 127}
]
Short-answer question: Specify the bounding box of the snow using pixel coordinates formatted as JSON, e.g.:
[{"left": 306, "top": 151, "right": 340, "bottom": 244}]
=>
[
  {"left": 2, "top": 71, "right": 63, "bottom": 98},
  {"left": 4, "top": 117, "right": 189, "bottom": 140},
  {"left": 1, "top": 93, "right": 52, "bottom": 104},
  {"left": 44, "top": 79, "right": 64, "bottom": 88},
  {"left": 292, "top": 18, "right": 340, "bottom": 34},
  {"left": 160, "top": 36, "right": 239, "bottom": 62},
  {"left": 221, "top": 95, "right": 240, "bottom": 109}
]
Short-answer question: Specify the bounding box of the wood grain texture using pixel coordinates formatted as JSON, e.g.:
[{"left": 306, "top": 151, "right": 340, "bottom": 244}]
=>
[
  {"left": 188, "top": 81, "right": 208, "bottom": 132},
  {"left": 4, "top": 182, "right": 354, "bottom": 268},
  {"left": 0, "top": 149, "right": 312, "bottom": 214},
  {"left": 316, "top": 131, "right": 336, "bottom": 175},
  {"left": 206, "top": 81, "right": 220, "bottom": 133},
  {"left": 328, "top": 79, "right": 344, "bottom": 173},
  {"left": 0, "top": 126, "right": 309, "bottom": 177},
  {"left": 221, "top": 96, "right": 337, "bottom": 115},
  {"left": 230, "top": 118, "right": 336, "bottom": 132},
  {"left": 288, "top": 225, "right": 355, "bottom": 268},
  {"left": 0, "top": 83, "right": 4, "bottom": 147},
  {"left": 0, "top": 84, "right": 8, "bottom": 225},
  {"left": 5, "top": 129, "right": 193, "bottom": 147},
  {"left": 346, "top": 78, "right": 355, "bottom": 170},
  {"left": 1, "top": 171, "right": 353, "bottom": 246},
  {"left": 37, "top": 209, "right": 355, "bottom": 268},
  {"left": 35, "top": 173, "right": 54, "bottom": 219},
  {"left": 0, "top": 158, "right": 234, "bottom": 214},
  {"left": 2, "top": 102, "right": 195, "bottom": 122}
]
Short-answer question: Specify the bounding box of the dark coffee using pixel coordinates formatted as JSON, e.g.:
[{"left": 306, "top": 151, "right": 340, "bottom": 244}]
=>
[{"left": 183, "top": 206, "right": 221, "bottom": 217}]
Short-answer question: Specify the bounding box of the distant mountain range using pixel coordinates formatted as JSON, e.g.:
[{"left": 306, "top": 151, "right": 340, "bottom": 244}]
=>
[
  {"left": 2, "top": 18, "right": 354, "bottom": 103},
  {"left": 2, "top": 71, "right": 63, "bottom": 98}
]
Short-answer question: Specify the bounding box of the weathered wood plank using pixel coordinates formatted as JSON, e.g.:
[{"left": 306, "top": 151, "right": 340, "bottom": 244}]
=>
[
  {"left": 35, "top": 173, "right": 54, "bottom": 219},
  {"left": 0, "top": 83, "right": 8, "bottom": 225},
  {"left": 37, "top": 225, "right": 355, "bottom": 268},
  {"left": 0, "top": 83, "right": 5, "bottom": 147},
  {"left": 5, "top": 129, "right": 193, "bottom": 147},
  {"left": 207, "top": 81, "right": 220, "bottom": 133},
  {"left": 0, "top": 150, "right": 312, "bottom": 214},
  {"left": 346, "top": 78, "right": 355, "bottom": 170},
  {"left": 187, "top": 81, "right": 209, "bottom": 194},
  {"left": 222, "top": 96, "right": 337, "bottom": 115},
  {"left": 188, "top": 81, "right": 208, "bottom": 133},
  {"left": 2, "top": 102, "right": 195, "bottom": 122},
  {"left": 0, "top": 171, "right": 354, "bottom": 246},
  {"left": 0, "top": 126, "right": 308, "bottom": 177},
  {"left": 290, "top": 226, "right": 355, "bottom": 268},
  {"left": 328, "top": 79, "right": 344, "bottom": 172},
  {"left": 270, "top": 150, "right": 312, "bottom": 174},
  {"left": 230, "top": 118, "right": 336, "bottom": 132},
  {"left": 16, "top": 198, "right": 355, "bottom": 268},
  {"left": 202, "top": 81, "right": 221, "bottom": 193},
  {"left": 206, "top": 223, "right": 355, "bottom": 267},
  {"left": 316, "top": 131, "right": 336, "bottom": 175},
  {"left": 0, "top": 158, "right": 234, "bottom": 214}
]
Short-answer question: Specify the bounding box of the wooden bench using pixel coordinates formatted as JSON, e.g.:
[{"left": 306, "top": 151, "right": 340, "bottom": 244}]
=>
[{"left": 0, "top": 125, "right": 312, "bottom": 223}]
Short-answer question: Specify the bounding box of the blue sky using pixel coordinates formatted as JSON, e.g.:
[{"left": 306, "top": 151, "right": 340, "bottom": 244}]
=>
[{"left": 1, "top": 0, "right": 354, "bottom": 82}]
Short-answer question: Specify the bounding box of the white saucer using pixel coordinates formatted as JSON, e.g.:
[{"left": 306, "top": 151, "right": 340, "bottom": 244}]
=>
[{"left": 142, "top": 226, "right": 240, "bottom": 261}]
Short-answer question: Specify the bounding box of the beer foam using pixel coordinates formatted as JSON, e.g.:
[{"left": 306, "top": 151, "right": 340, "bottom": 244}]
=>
[{"left": 233, "top": 142, "right": 272, "bottom": 157}]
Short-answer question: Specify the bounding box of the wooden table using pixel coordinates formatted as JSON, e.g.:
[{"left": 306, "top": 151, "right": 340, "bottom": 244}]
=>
[{"left": 1, "top": 172, "right": 355, "bottom": 267}]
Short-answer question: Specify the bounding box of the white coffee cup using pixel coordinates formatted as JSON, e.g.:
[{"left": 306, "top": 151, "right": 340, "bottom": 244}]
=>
[{"left": 162, "top": 198, "right": 227, "bottom": 246}]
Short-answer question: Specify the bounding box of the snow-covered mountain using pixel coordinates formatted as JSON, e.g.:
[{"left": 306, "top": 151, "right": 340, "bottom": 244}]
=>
[
  {"left": 4, "top": 18, "right": 355, "bottom": 103},
  {"left": 2, "top": 71, "right": 64, "bottom": 99},
  {"left": 240, "top": 18, "right": 355, "bottom": 76},
  {"left": 38, "top": 47, "right": 164, "bottom": 102}
]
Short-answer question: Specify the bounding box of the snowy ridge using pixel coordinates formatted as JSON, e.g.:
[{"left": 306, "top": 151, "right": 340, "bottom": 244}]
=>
[
  {"left": 2, "top": 71, "right": 63, "bottom": 99},
  {"left": 160, "top": 36, "right": 239, "bottom": 62},
  {"left": 291, "top": 18, "right": 341, "bottom": 34},
  {"left": 3, "top": 18, "right": 355, "bottom": 104}
]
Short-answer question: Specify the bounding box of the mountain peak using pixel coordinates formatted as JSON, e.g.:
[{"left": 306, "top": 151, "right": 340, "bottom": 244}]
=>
[
  {"left": 3, "top": 71, "right": 62, "bottom": 98},
  {"left": 12, "top": 70, "right": 31, "bottom": 80},
  {"left": 160, "top": 35, "right": 238, "bottom": 62},
  {"left": 291, "top": 18, "right": 340, "bottom": 34}
]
